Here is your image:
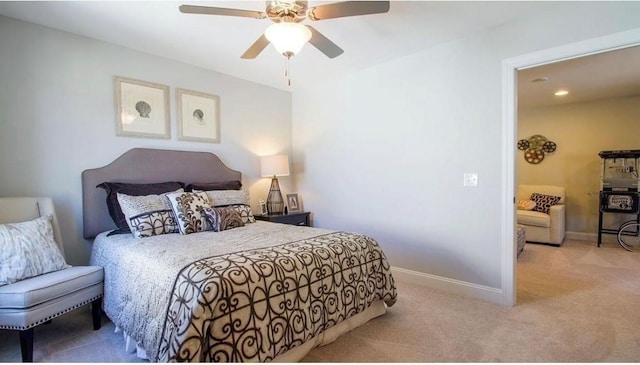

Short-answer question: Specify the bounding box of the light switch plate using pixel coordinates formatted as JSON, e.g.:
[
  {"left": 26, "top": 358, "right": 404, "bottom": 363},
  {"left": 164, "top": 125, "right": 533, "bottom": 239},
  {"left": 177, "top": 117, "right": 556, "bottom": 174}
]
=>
[{"left": 463, "top": 173, "right": 478, "bottom": 187}]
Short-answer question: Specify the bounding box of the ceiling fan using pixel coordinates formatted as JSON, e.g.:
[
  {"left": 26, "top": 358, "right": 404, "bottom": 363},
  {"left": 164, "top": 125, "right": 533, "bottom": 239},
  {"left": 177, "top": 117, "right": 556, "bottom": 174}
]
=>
[{"left": 179, "top": 1, "right": 391, "bottom": 60}]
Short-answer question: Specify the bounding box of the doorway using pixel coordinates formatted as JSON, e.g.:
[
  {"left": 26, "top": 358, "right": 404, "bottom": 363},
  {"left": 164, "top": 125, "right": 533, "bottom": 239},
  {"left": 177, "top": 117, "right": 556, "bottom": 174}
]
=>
[{"left": 501, "top": 28, "right": 640, "bottom": 306}]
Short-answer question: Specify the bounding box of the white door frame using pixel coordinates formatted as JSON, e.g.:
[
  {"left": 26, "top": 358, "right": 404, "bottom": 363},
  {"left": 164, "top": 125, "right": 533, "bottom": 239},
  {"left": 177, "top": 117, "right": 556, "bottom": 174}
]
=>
[{"left": 501, "top": 28, "right": 640, "bottom": 306}]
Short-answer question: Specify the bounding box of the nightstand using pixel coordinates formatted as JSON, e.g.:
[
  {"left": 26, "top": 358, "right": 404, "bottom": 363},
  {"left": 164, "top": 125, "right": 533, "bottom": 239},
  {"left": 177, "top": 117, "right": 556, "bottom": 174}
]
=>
[{"left": 255, "top": 211, "right": 311, "bottom": 227}]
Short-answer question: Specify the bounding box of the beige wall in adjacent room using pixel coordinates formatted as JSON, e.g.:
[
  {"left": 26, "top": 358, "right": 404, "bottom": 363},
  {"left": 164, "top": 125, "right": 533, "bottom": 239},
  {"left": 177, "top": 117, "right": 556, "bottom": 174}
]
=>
[{"left": 517, "top": 95, "right": 640, "bottom": 237}]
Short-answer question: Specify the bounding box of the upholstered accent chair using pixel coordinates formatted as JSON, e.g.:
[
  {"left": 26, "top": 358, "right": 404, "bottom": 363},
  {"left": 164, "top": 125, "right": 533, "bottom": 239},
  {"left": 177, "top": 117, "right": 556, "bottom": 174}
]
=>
[
  {"left": 516, "top": 185, "right": 566, "bottom": 246},
  {"left": 0, "top": 197, "right": 104, "bottom": 362}
]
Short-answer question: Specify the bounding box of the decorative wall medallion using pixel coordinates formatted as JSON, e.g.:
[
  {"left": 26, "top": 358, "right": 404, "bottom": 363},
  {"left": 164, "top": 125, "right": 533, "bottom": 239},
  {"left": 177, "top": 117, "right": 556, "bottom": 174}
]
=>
[{"left": 517, "top": 134, "right": 557, "bottom": 164}]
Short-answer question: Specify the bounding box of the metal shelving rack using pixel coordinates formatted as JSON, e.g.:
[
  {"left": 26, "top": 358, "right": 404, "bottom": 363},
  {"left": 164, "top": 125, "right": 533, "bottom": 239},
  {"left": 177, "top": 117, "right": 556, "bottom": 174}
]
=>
[{"left": 597, "top": 150, "right": 640, "bottom": 246}]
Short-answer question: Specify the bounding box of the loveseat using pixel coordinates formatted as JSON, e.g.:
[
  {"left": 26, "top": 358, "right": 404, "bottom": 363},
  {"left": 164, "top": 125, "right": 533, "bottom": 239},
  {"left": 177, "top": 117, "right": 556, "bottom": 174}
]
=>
[
  {"left": 0, "top": 197, "right": 104, "bottom": 361},
  {"left": 516, "top": 184, "right": 566, "bottom": 246}
]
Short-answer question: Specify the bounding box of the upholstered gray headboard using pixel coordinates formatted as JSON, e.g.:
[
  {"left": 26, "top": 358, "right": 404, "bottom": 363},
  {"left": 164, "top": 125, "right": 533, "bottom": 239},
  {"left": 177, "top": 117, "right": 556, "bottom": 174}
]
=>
[{"left": 81, "top": 148, "right": 241, "bottom": 239}]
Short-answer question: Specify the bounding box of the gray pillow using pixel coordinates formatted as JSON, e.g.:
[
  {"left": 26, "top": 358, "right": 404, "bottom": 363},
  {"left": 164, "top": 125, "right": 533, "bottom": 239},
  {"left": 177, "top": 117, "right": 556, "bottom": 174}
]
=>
[{"left": 185, "top": 180, "right": 242, "bottom": 192}]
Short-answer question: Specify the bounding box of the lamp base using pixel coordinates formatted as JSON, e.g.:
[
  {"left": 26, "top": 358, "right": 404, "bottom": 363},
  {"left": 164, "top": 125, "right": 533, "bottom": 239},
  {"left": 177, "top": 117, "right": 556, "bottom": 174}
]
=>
[{"left": 266, "top": 176, "right": 284, "bottom": 215}]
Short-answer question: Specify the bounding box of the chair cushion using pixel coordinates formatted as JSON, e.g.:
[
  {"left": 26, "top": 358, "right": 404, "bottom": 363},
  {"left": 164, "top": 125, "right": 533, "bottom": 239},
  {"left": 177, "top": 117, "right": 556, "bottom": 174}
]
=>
[
  {"left": 517, "top": 210, "right": 551, "bottom": 228},
  {"left": 0, "top": 266, "right": 103, "bottom": 310}
]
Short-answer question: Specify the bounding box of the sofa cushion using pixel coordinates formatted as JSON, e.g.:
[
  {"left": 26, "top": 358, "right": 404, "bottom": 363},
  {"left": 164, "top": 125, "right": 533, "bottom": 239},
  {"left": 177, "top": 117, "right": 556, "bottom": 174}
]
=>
[
  {"left": 0, "top": 266, "right": 103, "bottom": 309},
  {"left": 517, "top": 184, "right": 565, "bottom": 204},
  {"left": 517, "top": 199, "right": 536, "bottom": 210},
  {"left": 530, "top": 193, "right": 562, "bottom": 214},
  {"left": 517, "top": 210, "right": 551, "bottom": 228}
]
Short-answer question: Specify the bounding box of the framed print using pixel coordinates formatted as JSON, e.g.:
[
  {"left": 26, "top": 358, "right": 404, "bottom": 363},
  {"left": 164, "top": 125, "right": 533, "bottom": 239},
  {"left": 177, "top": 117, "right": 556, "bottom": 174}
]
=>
[
  {"left": 114, "top": 76, "right": 170, "bottom": 139},
  {"left": 259, "top": 199, "right": 268, "bottom": 216},
  {"left": 177, "top": 88, "right": 220, "bottom": 143},
  {"left": 286, "top": 193, "right": 300, "bottom": 213}
]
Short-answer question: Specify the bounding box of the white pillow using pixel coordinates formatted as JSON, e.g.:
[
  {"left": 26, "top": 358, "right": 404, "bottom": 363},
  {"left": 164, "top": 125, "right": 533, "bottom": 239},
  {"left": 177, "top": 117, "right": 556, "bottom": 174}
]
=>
[
  {"left": 202, "top": 189, "right": 250, "bottom": 206},
  {"left": 0, "top": 215, "right": 69, "bottom": 286},
  {"left": 117, "top": 189, "right": 183, "bottom": 238},
  {"left": 200, "top": 190, "right": 255, "bottom": 224}
]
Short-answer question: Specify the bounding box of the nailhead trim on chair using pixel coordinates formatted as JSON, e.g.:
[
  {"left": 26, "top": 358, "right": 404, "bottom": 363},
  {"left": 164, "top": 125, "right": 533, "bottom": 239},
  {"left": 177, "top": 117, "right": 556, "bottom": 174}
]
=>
[{"left": 0, "top": 294, "right": 103, "bottom": 330}]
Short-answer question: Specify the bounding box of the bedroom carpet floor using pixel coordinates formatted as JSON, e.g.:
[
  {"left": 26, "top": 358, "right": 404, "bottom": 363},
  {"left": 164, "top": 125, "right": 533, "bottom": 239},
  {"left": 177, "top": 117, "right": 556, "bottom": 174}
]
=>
[{"left": 2, "top": 238, "right": 640, "bottom": 362}]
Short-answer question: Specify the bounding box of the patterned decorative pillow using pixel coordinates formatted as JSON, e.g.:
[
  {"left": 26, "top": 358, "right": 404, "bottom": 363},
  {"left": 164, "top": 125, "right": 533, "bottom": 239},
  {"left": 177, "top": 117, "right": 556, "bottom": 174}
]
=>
[
  {"left": 530, "top": 193, "right": 562, "bottom": 214},
  {"left": 117, "top": 189, "right": 183, "bottom": 238},
  {"left": 0, "top": 216, "right": 69, "bottom": 286},
  {"left": 202, "top": 189, "right": 250, "bottom": 206},
  {"left": 202, "top": 207, "right": 245, "bottom": 232},
  {"left": 517, "top": 199, "right": 536, "bottom": 211},
  {"left": 97, "top": 181, "right": 185, "bottom": 235},
  {"left": 227, "top": 204, "right": 256, "bottom": 224},
  {"left": 166, "top": 191, "right": 212, "bottom": 235}
]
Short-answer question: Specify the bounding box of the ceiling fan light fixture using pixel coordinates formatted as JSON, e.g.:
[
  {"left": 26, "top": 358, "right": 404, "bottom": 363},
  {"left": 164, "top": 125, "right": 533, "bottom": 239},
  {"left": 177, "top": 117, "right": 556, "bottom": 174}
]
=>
[{"left": 265, "top": 22, "right": 312, "bottom": 56}]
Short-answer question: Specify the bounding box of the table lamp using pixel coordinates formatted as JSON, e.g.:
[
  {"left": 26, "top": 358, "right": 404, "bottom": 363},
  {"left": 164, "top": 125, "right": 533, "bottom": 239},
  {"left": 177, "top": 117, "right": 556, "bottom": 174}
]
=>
[{"left": 260, "top": 154, "right": 290, "bottom": 215}]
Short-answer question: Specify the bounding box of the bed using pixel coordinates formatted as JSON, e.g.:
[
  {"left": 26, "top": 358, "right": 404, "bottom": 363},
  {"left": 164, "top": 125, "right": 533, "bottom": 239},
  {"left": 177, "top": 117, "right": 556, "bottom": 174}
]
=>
[{"left": 82, "top": 148, "right": 397, "bottom": 362}]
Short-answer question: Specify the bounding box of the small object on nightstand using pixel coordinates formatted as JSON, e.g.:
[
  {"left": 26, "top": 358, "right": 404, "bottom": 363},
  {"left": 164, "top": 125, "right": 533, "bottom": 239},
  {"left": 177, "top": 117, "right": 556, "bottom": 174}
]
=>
[{"left": 255, "top": 211, "right": 311, "bottom": 227}]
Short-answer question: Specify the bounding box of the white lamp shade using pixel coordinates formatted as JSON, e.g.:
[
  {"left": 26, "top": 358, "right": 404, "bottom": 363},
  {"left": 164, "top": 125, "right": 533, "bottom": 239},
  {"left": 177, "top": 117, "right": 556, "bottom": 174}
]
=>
[
  {"left": 264, "top": 22, "right": 312, "bottom": 56},
  {"left": 261, "top": 154, "right": 290, "bottom": 177}
]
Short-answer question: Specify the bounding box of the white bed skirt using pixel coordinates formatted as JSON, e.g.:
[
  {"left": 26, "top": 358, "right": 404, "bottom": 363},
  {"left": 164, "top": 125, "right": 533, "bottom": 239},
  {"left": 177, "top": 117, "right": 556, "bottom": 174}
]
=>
[{"left": 115, "top": 299, "right": 387, "bottom": 362}]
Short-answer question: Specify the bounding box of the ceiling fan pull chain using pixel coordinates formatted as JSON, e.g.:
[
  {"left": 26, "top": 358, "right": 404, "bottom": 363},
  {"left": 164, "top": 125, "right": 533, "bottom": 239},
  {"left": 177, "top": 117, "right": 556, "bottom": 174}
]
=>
[{"left": 285, "top": 54, "right": 291, "bottom": 86}]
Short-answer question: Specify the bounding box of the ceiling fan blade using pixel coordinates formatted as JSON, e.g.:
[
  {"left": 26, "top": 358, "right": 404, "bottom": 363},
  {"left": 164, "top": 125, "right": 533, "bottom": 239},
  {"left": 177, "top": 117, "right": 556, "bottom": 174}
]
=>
[
  {"left": 306, "top": 26, "right": 344, "bottom": 59},
  {"left": 179, "top": 5, "right": 266, "bottom": 19},
  {"left": 308, "top": 1, "right": 390, "bottom": 21},
  {"left": 241, "top": 34, "right": 270, "bottom": 59}
]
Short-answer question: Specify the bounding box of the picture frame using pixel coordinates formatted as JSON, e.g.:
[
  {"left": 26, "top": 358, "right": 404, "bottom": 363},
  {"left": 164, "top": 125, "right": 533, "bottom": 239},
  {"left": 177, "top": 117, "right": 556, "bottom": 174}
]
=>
[
  {"left": 114, "top": 76, "right": 170, "bottom": 139},
  {"left": 176, "top": 88, "right": 220, "bottom": 143},
  {"left": 259, "top": 199, "right": 268, "bottom": 216},
  {"left": 286, "top": 193, "right": 301, "bottom": 213}
]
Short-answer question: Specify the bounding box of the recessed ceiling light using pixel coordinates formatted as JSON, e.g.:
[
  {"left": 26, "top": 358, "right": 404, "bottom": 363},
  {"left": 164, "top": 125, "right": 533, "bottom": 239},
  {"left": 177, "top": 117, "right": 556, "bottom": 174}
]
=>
[
  {"left": 531, "top": 77, "right": 548, "bottom": 83},
  {"left": 554, "top": 90, "right": 569, "bottom": 96}
]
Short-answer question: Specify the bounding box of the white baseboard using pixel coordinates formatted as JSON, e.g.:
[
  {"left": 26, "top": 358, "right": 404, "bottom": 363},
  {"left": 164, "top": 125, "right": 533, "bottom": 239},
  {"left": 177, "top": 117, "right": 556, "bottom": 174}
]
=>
[
  {"left": 391, "top": 266, "right": 505, "bottom": 306},
  {"left": 391, "top": 231, "right": 619, "bottom": 306},
  {"left": 565, "top": 231, "right": 619, "bottom": 244}
]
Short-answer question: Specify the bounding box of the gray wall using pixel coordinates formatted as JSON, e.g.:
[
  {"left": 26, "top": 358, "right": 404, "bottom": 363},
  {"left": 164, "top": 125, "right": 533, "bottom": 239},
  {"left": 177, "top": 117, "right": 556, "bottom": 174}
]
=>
[
  {"left": 291, "top": 2, "right": 640, "bottom": 299},
  {"left": 3, "top": 1, "right": 640, "bottom": 305},
  {"left": 0, "top": 16, "right": 293, "bottom": 265}
]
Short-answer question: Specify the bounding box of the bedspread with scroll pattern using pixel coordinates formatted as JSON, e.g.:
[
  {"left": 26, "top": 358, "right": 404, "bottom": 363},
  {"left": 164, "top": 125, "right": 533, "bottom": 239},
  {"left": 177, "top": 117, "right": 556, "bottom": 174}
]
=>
[{"left": 156, "top": 231, "right": 397, "bottom": 362}]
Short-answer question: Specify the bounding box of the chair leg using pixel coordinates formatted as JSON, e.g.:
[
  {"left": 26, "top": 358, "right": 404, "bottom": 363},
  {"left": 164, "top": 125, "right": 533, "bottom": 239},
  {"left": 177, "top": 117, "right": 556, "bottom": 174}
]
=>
[
  {"left": 19, "top": 328, "right": 34, "bottom": 362},
  {"left": 91, "top": 297, "right": 102, "bottom": 330}
]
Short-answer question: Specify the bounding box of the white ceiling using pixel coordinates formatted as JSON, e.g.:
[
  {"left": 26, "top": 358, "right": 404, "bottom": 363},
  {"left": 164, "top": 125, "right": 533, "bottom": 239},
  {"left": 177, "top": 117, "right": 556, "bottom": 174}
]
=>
[
  {"left": 1, "top": 1, "right": 639, "bottom": 107},
  {"left": 518, "top": 45, "right": 640, "bottom": 109}
]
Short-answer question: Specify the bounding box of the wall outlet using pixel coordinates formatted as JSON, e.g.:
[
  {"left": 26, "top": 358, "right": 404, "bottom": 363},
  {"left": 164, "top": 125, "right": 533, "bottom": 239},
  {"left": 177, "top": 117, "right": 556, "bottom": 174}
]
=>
[{"left": 463, "top": 173, "right": 478, "bottom": 187}]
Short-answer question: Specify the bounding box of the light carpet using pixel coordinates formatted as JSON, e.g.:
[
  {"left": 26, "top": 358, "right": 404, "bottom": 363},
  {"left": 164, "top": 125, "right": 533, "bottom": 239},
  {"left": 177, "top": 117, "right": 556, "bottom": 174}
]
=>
[{"left": 1, "top": 238, "right": 640, "bottom": 362}]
